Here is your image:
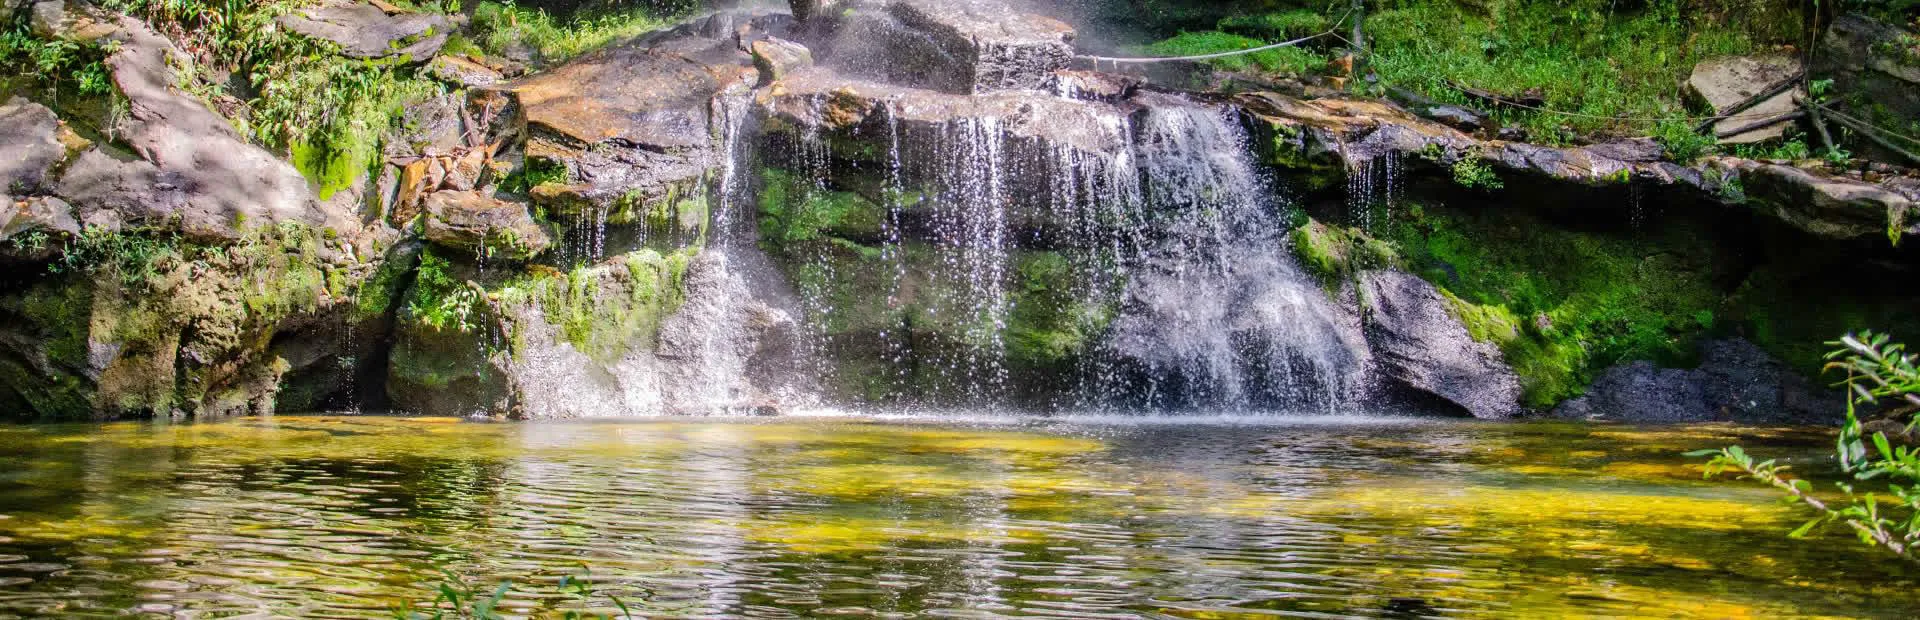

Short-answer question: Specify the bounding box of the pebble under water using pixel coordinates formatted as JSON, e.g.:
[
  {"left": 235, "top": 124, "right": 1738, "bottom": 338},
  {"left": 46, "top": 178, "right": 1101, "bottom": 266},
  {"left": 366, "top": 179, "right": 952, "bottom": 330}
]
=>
[{"left": 0, "top": 416, "right": 1915, "bottom": 618}]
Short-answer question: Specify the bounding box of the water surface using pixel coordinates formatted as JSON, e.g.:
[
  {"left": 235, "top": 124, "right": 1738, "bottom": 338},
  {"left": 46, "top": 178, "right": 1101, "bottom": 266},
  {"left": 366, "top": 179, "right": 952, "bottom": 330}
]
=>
[{"left": 0, "top": 415, "right": 1913, "bottom": 618}]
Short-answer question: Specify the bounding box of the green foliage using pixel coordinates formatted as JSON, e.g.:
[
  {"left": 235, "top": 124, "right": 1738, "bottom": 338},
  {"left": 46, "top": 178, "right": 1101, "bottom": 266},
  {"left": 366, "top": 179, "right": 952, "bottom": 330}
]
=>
[
  {"left": 1289, "top": 220, "right": 1400, "bottom": 289},
  {"left": 468, "top": 1, "right": 682, "bottom": 66},
  {"left": 0, "top": 26, "right": 116, "bottom": 99},
  {"left": 390, "top": 566, "right": 637, "bottom": 619},
  {"left": 1696, "top": 331, "right": 1920, "bottom": 563},
  {"left": 1218, "top": 10, "right": 1330, "bottom": 40},
  {"left": 407, "top": 251, "right": 484, "bottom": 333},
  {"left": 499, "top": 157, "right": 570, "bottom": 196},
  {"left": 756, "top": 168, "right": 885, "bottom": 249},
  {"left": 1385, "top": 204, "right": 1726, "bottom": 407},
  {"left": 48, "top": 228, "right": 183, "bottom": 290},
  {"left": 497, "top": 249, "right": 692, "bottom": 363},
  {"left": 1364, "top": 0, "right": 1786, "bottom": 142},
  {"left": 1731, "top": 135, "right": 1812, "bottom": 161},
  {"left": 1143, "top": 31, "right": 1327, "bottom": 74},
  {"left": 1448, "top": 156, "right": 1504, "bottom": 190},
  {"left": 1652, "top": 120, "right": 1717, "bottom": 163}
]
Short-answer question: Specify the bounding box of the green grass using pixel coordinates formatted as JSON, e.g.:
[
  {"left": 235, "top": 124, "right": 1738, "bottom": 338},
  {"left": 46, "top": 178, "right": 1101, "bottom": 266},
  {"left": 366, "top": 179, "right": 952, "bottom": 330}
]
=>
[
  {"left": 469, "top": 1, "right": 684, "bottom": 66},
  {"left": 1143, "top": 31, "right": 1327, "bottom": 74},
  {"left": 1147, "top": 1, "right": 1802, "bottom": 144}
]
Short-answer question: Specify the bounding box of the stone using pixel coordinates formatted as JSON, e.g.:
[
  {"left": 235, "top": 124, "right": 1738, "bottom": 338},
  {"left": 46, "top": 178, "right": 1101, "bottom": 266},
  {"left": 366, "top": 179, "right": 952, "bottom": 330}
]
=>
[
  {"left": 509, "top": 34, "right": 753, "bottom": 216},
  {"left": 28, "top": 0, "right": 116, "bottom": 42},
  {"left": 276, "top": 0, "right": 448, "bottom": 61},
  {"left": 1686, "top": 54, "right": 1804, "bottom": 144},
  {"left": 0, "top": 97, "right": 67, "bottom": 195},
  {"left": 814, "top": 0, "right": 1075, "bottom": 95},
  {"left": 751, "top": 37, "right": 812, "bottom": 85},
  {"left": 55, "top": 15, "right": 337, "bottom": 242},
  {"left": 1736, "top": 160, "right": 1918, "bottom": 240},
  {"left": 421, "top": 191, "right": 551, "bottom": 261},
  {"left": 1554, "top": 339, "right": 1844, "bottom": 424},
  {"left": 427, "top": 54, "right": 505, "bottom": 89},
  {"left": 1358, "top": 270, "right": 1523, "bottom": 419},
  {"left": 0, "top": 197, "right": 78, "bottom": 262},
  {"left": 788, "top": 0, "right": 838, "bottom": 22}
]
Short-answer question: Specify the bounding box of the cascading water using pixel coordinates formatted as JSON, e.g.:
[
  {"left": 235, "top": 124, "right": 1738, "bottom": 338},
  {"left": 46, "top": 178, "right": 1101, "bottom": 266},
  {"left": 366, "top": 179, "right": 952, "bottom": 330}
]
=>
[{"left": 1097, "top": 99, "right": 1370, "bottom": 413}]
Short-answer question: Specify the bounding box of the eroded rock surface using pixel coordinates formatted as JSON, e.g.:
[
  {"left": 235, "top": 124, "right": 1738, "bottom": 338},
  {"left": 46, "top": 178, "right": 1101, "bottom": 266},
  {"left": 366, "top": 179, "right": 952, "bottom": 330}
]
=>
[
  {"left": 1686, "top": 54, "right": 1803, "bottom": 144},
  {"left": 808, "top": 0, "right": 1074, "bottom": 94},
  {"left": 422, "top": 191, "right": 552, "bottom": 261},
  {"left": 1359, "top": 270, "right": 1523, "bottom": 419}
]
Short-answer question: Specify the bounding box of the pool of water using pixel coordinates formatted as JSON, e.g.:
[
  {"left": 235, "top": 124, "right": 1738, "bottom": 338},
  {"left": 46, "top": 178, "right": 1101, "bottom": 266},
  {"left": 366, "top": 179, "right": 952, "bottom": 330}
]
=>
[{"left": 0, "top": 415, "right": 1913, "bottom": 618}]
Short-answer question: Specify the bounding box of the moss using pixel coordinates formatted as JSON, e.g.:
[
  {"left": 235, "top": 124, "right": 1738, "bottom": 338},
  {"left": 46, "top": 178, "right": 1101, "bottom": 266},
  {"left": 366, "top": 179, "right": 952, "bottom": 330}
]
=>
[
  {"left": 1290, "top": 220, "right": 1400, "bottom": 290},
  {"left": 483, "top": 248, "right": 697, "bottom": 364},
  {"left": 1006, "top": 252, "right": 1116, "bottom": 370},
  {"left": 756, "top": 167, "right": 886, "bottom": 250},
  {"left": 1382, "top": 203, "right": 1730, "bottom": 407}
]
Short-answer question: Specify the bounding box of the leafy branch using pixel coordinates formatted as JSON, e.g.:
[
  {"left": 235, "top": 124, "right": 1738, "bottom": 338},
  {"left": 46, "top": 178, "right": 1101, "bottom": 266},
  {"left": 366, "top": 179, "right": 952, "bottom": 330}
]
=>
[{"left": 1692, "top": 330, "right": 1920, "bottom": 564}]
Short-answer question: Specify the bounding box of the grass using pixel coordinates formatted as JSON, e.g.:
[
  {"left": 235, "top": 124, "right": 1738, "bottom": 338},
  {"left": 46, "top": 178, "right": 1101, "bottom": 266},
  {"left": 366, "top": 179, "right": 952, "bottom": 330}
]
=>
[
  {"left": 1147, "top": 1, "right": 1801, "bottom": 144},
  {"left": 468, "top": 1, "right": 686, "bottom": 66}
]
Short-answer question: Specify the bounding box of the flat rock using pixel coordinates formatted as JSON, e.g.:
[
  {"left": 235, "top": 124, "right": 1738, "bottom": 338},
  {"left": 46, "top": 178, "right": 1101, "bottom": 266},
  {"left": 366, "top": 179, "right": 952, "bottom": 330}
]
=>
[
  {"left": 422, "top": 190, "right": 551, "bottom": 261},
  {"left": 1359, "top": 270, "right": 1522, "bottom": 419},
  {"left": 276, "top": 0, "right": 448, "bottom": 61},
  {"left": 0, "top": 97, "right": 67, "bottom": 194},
  {"left": 813, "top": 0, "right": 1075, "bottom": 94},
  {"left": 1731, "top": 159, "right": 1919, "bottom": 240},
  {"left": 426, "top": 54, "right": 504, "bottom": 88},
  {"left": 751, "top": 37, "right": 812, "bottom": 85},
  {"left": 508, "top": 32, "right": 753, "bottom": 214},
  {"left": 1686, "top": 54, "right": 1803, "bottom": 144}
]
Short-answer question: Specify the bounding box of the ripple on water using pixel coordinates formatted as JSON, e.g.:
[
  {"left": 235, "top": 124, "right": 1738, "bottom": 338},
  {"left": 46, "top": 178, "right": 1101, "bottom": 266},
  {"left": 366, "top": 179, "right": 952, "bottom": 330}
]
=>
[{"left": 0, "top": 416, "right": 1908, "bottom": 618}]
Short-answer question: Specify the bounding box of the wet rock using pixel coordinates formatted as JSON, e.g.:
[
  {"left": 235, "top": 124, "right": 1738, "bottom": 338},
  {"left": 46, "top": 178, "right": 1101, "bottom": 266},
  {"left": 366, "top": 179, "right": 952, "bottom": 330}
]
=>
[
  {"left": 789, "top": 0, "right": 837, "bottom": 22},
  {"left": 1686, "top": 54, "right": 1803, "bottom": 144},
  {"left": 812, "top": 0, "right": 1075, "bottom": 95},
  {"left": 751, "top": 37, "right": 812, "bottom": 85},
  {"left": 276, "top": 0, "right": 448, "bottom": 62},
  {"left": 421, "top": 191, "right": 551, "bottom": 261},
  {"left": 1358, "top": 270, "right": 1522, "bottom": 419},
  {"left": 1555, "top": 339, "right": 1844, "bottom": 424},
  {"left": 53, "top": 14, "right": 337, "bottom": 242}
]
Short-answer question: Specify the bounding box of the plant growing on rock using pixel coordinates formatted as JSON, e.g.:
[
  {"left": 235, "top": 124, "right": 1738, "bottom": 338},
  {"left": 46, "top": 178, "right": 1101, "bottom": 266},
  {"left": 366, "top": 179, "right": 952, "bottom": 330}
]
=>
[
  {"left": 1694, "top": 331, "right": 1920, "bottom": 563},
  {"left": 1448, "top": 156, "right": 1503, "bottom": 190}
]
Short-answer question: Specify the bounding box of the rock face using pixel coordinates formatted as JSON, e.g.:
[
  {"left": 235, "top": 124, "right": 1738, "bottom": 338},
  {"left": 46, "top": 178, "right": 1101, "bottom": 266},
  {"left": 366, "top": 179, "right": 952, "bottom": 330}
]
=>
[
  {"left": 1686, "top": 54, "right": 1803, "bottom": 144},
  {"left": 1819, "top": 14, "right": 1920, "bottom": 161},
  {"left": 508, "top": 32, "right": 754, "bottom": 219},
  {"left": 0, "top": 98, "right": 71, "bottom": 194},
  {"left": 388, "top": 250, "right": 810, "bottom": 418},
  {"left": 810, "top": 0, "right": 1075, "bottom": 94},
  {"left": 1555, "top": 340, "right": 1844, "bottom": 424},
  {"left": 422, "top": 191, "right": 552, "bottom": 261},
  {"left": 1358, "top": 270, "right": 1523, "bottom": 419},
  {"left": 276, "top": 0, "right": 448, "bottom": 61}
]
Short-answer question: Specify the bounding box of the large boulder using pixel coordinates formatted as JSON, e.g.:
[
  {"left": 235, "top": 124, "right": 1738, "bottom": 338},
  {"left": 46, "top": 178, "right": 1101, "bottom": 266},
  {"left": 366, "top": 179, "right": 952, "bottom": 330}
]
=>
[
  {"left": 1685, "top": 54, "right": 1803, "bottom": 144},
  {"left": 275, "top": 0, "right": 449, "bottom": 61},
  {"left": 506, "top": 32, "right": 755, "bottom": 222},
  {"left": 0, "top": 97, "right": 77, "bottom": 195},
  {"left": 810, "top": 0, "right": 1075, "bottom": 94},
  {"left": 1554, "top": 339, "right": 1844, "bottom": 424},
  {"left": 51, "top": 13, "right": 339, "bottom": 241},
  {"left": 1358, "top": 270, "right": 1523, "bottom": 419}
]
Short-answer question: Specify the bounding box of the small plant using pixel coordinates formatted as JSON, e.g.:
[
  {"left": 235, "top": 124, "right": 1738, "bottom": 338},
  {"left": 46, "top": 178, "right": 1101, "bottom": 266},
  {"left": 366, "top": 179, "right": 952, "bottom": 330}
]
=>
[
  {"left": 6, "top": 230, "right": 50, "bottom": 254},
  {"left": 1653, "top": 120, "right": 1716, "bottom": 163},
  {"left": 1449, "top": 156, "right": 1504, "bottom": 190},
  {"left": 408, "top": 253, "right": 484, "bottom": 333},
  {"left": 390, "top": 568, "right": 512, "bottom": 620},
  {"left": 1694, "top": 331, "right": 1920, "bottom": 564}
]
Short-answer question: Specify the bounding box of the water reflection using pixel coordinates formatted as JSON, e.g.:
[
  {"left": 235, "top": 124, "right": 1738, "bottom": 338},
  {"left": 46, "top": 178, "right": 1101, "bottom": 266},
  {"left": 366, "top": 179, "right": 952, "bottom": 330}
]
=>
[{"left": 0, "top": 416, "right": 1913, "bottom": 618}]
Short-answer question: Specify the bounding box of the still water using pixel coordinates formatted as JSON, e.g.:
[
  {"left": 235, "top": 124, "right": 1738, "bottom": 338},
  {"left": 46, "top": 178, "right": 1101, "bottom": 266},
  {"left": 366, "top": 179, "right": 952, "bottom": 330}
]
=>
[{"left": 0, "top": 415, "right": 1914, "bottom": 618}]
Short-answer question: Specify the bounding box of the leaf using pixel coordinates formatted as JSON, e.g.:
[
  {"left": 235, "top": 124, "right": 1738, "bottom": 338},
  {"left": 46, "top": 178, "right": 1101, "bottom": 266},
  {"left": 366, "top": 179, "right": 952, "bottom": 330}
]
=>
[
  {"left": 1789, "top": 517, "right": 1825, "bottom": 538},
  {"left": 1683, "top": 449, "right": 1723, "bottom": 457}
]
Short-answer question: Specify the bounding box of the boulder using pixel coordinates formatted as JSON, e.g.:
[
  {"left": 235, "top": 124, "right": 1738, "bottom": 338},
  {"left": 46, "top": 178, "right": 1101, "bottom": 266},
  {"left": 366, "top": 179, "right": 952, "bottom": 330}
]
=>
[
  {"left": 508, "top": 33, "right": 754, "bottom": 219},
  {"left": 426, "top": 54, "right": 505, "bottom": 88},
  {"left": 789, "top": 0, "right": 838, "bottom": 22},
  {"left": 0, "top": 97, "right": 69, "bottom": 195},
  {"left": 751, "top": 37, "right": 812, "bottom": 85},
  {"left": 275, "top": 0, "right": 448, "bottom": 61},
  {"left": 1555, "top": 339, "right": 1844, "bottom": 424},
  {"left": 1, "top": 196, "right": 79, "bottom": 262},
  {"left": 1358, "top": 270, "right": 1523, "bottom": 419},
  {"left": 53, "top": 14, "right": 337, "bottom": 241},
  {"left": 1686, "top": 54, "right": 1804, "bottom": 144},
  {"left": 1734, "top": 160, "right": 1919, "bottom": 240},
  {"left": 812, "top": 0, "right": 1075, "bottom": 95},
  {"left": 421, "top": 191, "right": 552, "bottom": 261}
]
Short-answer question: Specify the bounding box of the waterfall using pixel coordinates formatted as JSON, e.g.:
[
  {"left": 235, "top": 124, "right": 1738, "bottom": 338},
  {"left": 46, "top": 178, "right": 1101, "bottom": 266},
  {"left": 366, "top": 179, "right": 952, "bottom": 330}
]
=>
[{"left": 1097, "top": 99, "right": 1370, "bottom": 413}]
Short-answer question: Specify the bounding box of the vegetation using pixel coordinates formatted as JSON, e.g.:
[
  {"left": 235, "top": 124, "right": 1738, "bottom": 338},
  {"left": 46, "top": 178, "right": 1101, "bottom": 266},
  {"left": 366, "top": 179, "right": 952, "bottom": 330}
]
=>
[
  {"left": 390, "top": 567, "right": 635, "bottom": 619},
  {"left": 1145, "top": 31, "right": 1327, "bottom": 74},
  {"left": 1696, "top": 331, "right": 1920, "bottom": 563},
  {"left": 407, "top": 251, "right": 486, "bottom": 333},
  {"left": 0, "top": 24, "right": 116, "bottom": 101},
  {"left": 464, "top": 0, "right": 684, "bottom": 66},
  {"left": 1381, "top": 204, "right": 1726, "bottom": 407}
]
